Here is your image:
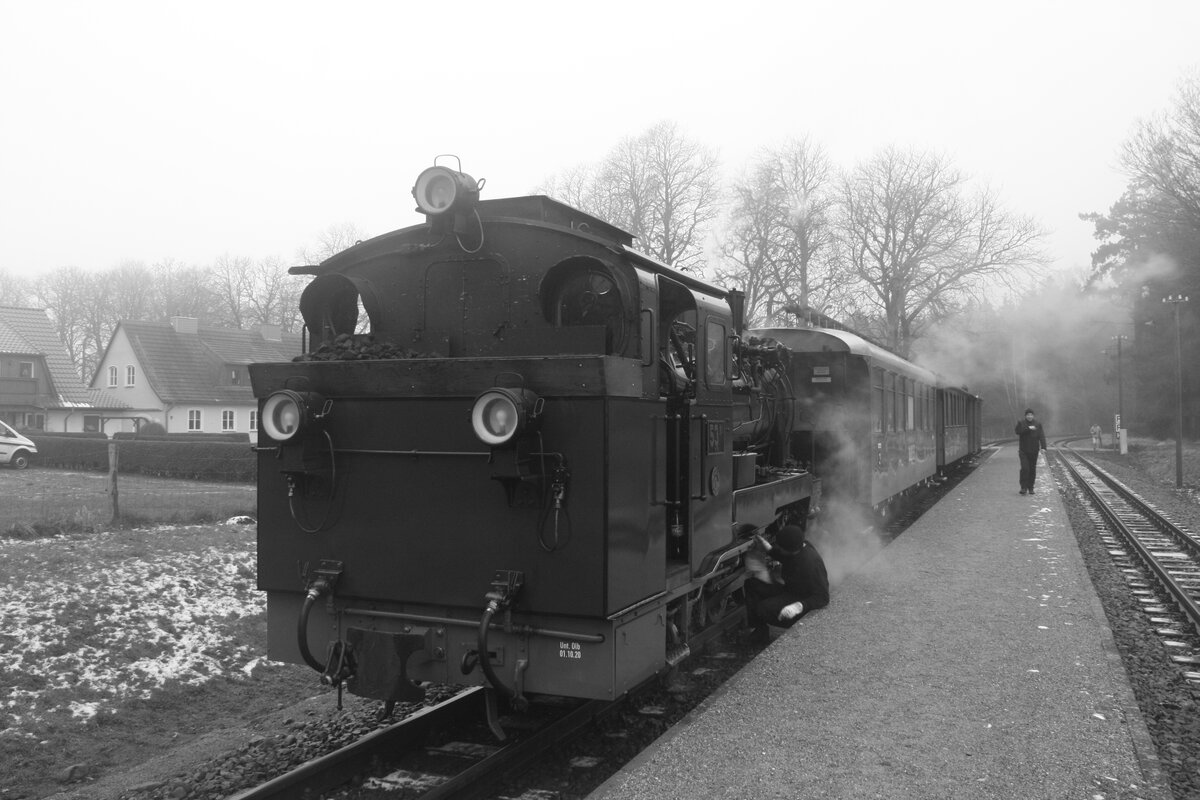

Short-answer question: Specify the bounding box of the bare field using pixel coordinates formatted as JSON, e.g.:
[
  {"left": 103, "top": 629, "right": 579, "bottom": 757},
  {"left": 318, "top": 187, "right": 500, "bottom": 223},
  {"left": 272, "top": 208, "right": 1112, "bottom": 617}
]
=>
[
  {"left": 0, "top": 467, "right": 256, "bottom": 532},
  {"left": 0, "top": 520, "right": 337, "bottom": 800}
]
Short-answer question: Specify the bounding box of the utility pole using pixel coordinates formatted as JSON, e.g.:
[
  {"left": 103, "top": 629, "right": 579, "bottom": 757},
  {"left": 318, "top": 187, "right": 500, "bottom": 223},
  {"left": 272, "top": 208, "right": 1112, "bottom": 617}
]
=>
[
  {"left": 1163, "top": 295, "right": 1189, "bottom": 489},
  {"left": 1113, "top": 334, "right": 1128, "bottom": 454}
]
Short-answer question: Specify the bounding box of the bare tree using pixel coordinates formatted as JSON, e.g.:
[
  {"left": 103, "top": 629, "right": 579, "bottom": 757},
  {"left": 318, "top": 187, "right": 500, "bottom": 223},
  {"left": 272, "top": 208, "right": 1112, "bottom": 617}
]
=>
[
  {"left": 1120, "top": 70, "right": 1200, "bottom": 231},
  {"left": 150, "top": 258, "right": 220, "bottom": 323},
  {"left": 594, "top": 135, "right": 658, "bottom": 245},
  {"left": 243, "top": 256, "right": 305, "bottom": 331},
  {"left": 714, "top": 138, "right": 843, "bottom": 326},
  {"left": 638, "top": 121, "right": 721, "bottom": 271},
  {"left": 0, "top": 269, "right": 32, "bottom": 307},
  {"left": 210, "top": 254, "right": 254, "bottom": 329},
  {"left": 541, "top": 122, "right": 720, "bottom": 271},
  {"left": 535, "top": 163, "right": 604, "bottom": 211},
  {"left": 839, "top": 146, "right": 1045, "bottom": 355},
  {"left": 30, "top": 267, "right": 92, "bottom": 381},
  {"left": 107, "top": 261, "right": 157, "bottom": 323},
  {"left": 297, "top": 223, "right": 368, "bottom": 267}
]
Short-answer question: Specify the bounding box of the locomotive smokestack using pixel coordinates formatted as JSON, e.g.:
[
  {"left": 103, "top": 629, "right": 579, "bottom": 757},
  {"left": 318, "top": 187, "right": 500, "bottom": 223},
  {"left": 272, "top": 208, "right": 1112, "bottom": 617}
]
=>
[{"left": 728, "top": 289, "right": 745, "bottom": 335}]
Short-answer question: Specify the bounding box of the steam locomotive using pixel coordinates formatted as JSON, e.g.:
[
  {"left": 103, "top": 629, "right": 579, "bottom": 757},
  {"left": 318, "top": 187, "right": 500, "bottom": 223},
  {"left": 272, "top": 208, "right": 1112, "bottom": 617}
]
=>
[{"left": 250, "top": 160, "right": 981, "bottom": 730}]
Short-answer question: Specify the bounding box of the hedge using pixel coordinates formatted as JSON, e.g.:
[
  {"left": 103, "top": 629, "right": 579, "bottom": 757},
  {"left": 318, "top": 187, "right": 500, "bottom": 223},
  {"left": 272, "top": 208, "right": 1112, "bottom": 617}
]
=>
[{"left": 28, "top": 433, "right": 256, "bottom": 483}]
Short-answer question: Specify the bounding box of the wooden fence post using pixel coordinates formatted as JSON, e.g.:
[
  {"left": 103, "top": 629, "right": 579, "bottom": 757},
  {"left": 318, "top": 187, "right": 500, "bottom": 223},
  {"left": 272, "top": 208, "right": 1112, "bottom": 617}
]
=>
[{"left": 108, "top": 440, "right": 119, "bottom": 524}]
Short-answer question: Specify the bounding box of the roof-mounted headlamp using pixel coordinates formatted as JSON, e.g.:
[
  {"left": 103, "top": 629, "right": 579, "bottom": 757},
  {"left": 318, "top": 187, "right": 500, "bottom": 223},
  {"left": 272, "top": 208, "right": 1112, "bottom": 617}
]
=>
[{"left": 413, "top": 166, "right": 480, "bottom": 217}]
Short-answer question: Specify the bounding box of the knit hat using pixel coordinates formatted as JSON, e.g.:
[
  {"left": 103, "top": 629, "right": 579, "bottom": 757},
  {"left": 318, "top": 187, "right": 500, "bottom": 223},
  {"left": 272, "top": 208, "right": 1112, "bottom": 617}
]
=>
[
  {"left": 774, "top": 525, "right": 807, "bottom": 557},
  {"left": 1024, "top": 408, "right": 1035, "bottom": 415}
]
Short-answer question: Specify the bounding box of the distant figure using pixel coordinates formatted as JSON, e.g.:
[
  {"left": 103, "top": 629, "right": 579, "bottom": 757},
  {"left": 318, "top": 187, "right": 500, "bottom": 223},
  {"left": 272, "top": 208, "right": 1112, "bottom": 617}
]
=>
[
  {"left": 743, "top": 525, "right": 829, "bottom": 643},
  {"left": 1015, "top": 408, "right": 1048, "bottom": 495},
  {"left": 1090, "top": 423, "right": 1102, "bottom": 451}
]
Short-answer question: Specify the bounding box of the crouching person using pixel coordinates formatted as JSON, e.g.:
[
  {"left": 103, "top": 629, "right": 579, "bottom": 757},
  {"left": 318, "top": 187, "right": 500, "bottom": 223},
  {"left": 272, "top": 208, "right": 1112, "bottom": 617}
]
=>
[{"left": 744, "top": 524, "right": 829, "bottom": 643}]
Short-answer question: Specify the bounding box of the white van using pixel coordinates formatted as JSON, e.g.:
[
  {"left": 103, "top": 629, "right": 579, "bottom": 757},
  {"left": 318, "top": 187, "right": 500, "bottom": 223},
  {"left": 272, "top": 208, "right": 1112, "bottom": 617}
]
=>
[{"left": 0, "top": 420, "right": 37, "bottom": 469}]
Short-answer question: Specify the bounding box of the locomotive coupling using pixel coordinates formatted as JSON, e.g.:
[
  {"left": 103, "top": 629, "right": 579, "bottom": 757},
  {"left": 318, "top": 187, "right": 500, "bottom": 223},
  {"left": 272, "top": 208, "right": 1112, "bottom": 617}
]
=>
[
  {"left": 303, "top": 559, "right": 344, "bottom": 602},
  {"left": 475, "top": 570, "right": 527, "bottom": 710},
  {"left": 297, "top": 560, "right": 344, "bottom": 675},
  {"left": 485, "top": 569, "right": 525, "bottom": 614}
]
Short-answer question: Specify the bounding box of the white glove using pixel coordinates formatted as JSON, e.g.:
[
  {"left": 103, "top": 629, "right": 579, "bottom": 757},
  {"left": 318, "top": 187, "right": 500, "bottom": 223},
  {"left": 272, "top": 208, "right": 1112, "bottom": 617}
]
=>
[{"left": 779, "top": 601, "right": 804, "bottom": 621}]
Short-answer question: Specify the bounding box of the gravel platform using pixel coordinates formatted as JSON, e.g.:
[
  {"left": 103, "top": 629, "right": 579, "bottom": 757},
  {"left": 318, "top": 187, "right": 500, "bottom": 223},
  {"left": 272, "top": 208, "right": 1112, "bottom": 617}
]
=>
[{"left": 589, "top": 447, "right": 1170, "bottom": 800}]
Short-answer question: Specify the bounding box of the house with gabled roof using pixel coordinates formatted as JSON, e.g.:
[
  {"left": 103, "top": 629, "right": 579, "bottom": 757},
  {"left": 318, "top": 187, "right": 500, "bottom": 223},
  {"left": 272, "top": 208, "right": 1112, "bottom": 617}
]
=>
[
  {"left": 0, "top": 306, "right": 130, "bottom": 432},
  {"left": 89, "top": 316, "right": 302, "bottom": 437}
]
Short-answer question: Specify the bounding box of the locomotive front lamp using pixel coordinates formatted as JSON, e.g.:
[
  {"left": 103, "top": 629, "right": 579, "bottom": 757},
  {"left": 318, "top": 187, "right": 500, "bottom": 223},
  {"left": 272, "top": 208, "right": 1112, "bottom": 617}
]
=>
[
  {"left": 262, "top": 390, "right": 330, "bottom": 442},
  {"left": 470, "top": 388, "right": 542, "bottom": 447},
  {"left": 412, "top": 166, "right": 480, "bottom": 217}
]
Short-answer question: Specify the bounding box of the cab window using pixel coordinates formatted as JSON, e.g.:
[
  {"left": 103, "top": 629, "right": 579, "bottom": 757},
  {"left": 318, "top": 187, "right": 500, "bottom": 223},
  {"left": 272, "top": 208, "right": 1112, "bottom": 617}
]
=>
[{"left": 704, "top": 319, "right": 727, "bottom": 386}]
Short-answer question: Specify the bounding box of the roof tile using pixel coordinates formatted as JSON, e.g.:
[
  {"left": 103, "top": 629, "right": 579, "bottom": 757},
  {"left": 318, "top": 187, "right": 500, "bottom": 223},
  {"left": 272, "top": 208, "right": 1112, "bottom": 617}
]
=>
[
  {"left": 0, "top": 306, "right": 93, "bottom": 406},
  {"left": 118, "top": 321, "right": 301, "bottom": 404}
]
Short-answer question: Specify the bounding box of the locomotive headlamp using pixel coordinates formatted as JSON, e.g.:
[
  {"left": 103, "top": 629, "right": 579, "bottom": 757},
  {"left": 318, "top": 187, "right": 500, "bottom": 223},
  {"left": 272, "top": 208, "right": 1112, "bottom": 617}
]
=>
[
  {"left": 262, "top": 390, "right": 329, "bottom": 442},
  {"left": 471, "top": 388, "right": 541, "bottom": 446},
  {"left": 412, "top": 166, "right": 480, "bottom": 217}
]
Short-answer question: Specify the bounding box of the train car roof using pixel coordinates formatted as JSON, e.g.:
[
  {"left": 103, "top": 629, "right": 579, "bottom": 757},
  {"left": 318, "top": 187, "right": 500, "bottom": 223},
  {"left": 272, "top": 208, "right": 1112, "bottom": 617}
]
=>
[
  {"left": 751, "top": 326, "right": 941, "bottom": 385},
  {"left": 299, "top": 194, "right": 732, "bottom": 300}
]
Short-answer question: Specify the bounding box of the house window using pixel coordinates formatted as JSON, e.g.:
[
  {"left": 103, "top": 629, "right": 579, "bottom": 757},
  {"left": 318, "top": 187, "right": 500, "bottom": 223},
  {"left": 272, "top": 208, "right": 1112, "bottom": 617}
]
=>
[
  {"left": 222, "top": 410, "right": 235, "bottom": 431},
  {"left": 126, "top": 365, "right": 136, "bottom": 386},
  {"left": 249, "top": 410, "right": 257, "bottom": 431},
  {"left": 18, "top": 361, "right": 33, "bottom": 379},
  {"left": 108, "top": 366, "right": 118, "bottom": 387},
  {"left": 83, "top": 415, "right": 100, "bottom": 432},
  {"left": 230, "top": 368, "right": 241, "bottom": 385},
  {"left": 188, "top": 409, "right": 202, "bottom": 431}
]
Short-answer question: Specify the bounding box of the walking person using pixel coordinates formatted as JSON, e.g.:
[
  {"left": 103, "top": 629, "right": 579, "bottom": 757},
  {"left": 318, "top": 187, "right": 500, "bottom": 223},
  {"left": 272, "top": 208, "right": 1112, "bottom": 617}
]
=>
[
  {"left": 1090, "top": 423, "right": 1101, "bottom": 452},
  {"left": 1015, "top": 408, "right": 1048, "bottom": 495}
]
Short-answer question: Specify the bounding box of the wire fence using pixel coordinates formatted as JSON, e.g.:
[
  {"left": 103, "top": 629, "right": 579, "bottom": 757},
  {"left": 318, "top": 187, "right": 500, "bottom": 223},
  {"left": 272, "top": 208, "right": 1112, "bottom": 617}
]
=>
[{"left": 1, "top": 444, "right": 257, "bottom": 534}]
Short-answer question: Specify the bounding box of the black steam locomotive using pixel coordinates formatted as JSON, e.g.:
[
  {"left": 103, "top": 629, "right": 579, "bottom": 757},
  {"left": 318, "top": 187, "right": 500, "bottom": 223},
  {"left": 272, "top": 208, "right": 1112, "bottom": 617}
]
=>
[{"left": 250, "top": 161, "right": 980, "bottom": 728}]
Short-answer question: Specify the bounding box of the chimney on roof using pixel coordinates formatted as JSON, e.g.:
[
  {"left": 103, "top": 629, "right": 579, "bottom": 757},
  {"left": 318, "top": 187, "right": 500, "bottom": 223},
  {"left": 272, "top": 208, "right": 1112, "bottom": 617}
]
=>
[
  {"left": 170, "top": 316, "right": 198, "bottom": 334},
  {"left": 259, "top": 324, "right": 282, "bottom": 342}
]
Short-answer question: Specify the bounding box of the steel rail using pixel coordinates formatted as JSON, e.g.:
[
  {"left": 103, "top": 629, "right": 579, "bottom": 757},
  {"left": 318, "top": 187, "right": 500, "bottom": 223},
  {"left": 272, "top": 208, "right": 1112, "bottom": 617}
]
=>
[
  {"left": 1057, "top": 449, "right": 1200, "bottom": 635},
  {"left": 225, "top": 687, "right": 486, "bottom": 800}
]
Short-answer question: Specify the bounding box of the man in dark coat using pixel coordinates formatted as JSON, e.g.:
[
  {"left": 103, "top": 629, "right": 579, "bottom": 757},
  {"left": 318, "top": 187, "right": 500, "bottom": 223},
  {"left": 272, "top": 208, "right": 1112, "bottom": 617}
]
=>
[
  {"left": 1014, "top": 408, "right": 1048, "bottom": 495},
  {"left": 744, "top": 524, "right": 829, "bottom": 642}
]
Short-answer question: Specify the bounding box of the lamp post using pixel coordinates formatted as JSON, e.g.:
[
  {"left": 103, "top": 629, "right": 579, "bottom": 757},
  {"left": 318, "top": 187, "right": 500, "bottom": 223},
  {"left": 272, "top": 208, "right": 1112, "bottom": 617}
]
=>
[{"left": 1163, "top": 295, "right": 1189, "bottom": 489}]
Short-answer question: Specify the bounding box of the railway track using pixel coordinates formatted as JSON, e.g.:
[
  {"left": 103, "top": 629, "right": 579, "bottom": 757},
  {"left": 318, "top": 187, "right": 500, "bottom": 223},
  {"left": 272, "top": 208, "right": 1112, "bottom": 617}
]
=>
[
  {"left": 1054, "top": 446, "right": 1200, "bottom": 686},
  {"left": 226, "top": 685, "right": 613, "bottom": 800},
  {"left": 228, "top": 606, "right": 753, "bottom": 799}
]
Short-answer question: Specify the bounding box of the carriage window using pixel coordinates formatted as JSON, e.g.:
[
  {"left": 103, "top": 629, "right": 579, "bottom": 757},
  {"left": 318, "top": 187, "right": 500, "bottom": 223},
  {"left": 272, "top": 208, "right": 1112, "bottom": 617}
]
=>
[
  {"left": 905, "top": 379, "right": 915, "bottom": 431},
  {"left": 704, "top": 320, "right": 727, "bottom": 386},
  {"left": 884, "top": 372, "right": 895, "bottom": 432},
  {"left": 872, "top": 368, "right": 884, "bottom": 434}
]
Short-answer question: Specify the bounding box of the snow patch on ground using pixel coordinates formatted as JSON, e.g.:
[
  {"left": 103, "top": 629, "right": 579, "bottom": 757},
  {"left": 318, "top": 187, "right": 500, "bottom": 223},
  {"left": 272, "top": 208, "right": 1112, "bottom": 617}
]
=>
[{"left": 1, "top": 533, "right": 265, "bottom": 736}]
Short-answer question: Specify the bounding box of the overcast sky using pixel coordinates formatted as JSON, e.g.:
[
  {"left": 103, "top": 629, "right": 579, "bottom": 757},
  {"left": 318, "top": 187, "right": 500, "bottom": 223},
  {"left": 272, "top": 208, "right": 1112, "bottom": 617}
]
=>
[{"left": 2, "top": 0, "right": 1197, "bottom": 283}]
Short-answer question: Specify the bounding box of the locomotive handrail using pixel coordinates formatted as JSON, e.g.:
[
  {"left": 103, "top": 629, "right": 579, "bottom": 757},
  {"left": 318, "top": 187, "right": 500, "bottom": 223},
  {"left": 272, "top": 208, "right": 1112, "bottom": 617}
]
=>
[
  {"left": 651, "top": 412, "right": 685, "bottom": 511},
  {"left": 342, "top": 607, "right": 606, "bottom": 643},
  {"left": 692, "top": 413, "right": 709, "bottom": 501}
]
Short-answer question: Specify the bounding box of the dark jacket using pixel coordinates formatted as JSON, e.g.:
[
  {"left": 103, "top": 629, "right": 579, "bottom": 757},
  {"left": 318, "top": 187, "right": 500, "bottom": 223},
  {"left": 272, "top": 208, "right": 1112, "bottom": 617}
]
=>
[
  {"left": 1014, "top": 419, "right": 1047, "bottom": 454},
  {"left": 769, "top": 541, "right": 830, "bottom": 612}
]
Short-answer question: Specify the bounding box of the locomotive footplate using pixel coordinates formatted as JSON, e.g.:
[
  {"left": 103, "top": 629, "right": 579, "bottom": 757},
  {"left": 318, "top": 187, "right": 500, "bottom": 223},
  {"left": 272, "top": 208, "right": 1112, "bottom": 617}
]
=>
[{"left": 344, "top": 627, "right": 427, "bottom": 703}]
